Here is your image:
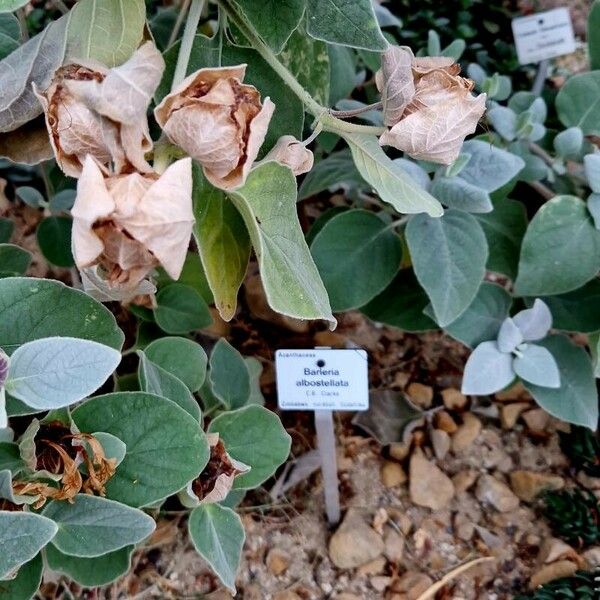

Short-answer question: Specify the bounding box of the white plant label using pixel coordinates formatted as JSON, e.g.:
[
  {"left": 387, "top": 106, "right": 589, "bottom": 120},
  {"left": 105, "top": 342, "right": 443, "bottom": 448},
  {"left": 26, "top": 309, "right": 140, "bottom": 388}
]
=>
[
  {"left": 275, "top": 349, "right": 369, "bottom": 411},
  {"left": 512, "top": 8, "right": 575, "bottom": 65}
]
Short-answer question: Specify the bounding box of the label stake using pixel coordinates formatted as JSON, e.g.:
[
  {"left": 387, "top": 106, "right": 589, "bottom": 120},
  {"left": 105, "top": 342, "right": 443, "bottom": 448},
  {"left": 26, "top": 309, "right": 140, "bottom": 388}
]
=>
[{"left": 314, "top": 409, "right": 341, "bottom": 525}]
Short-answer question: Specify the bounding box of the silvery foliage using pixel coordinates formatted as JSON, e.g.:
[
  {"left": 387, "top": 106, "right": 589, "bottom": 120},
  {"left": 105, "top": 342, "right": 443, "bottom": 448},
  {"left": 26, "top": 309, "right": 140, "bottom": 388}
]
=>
[
  {"left": 0, "top": 348, "right": 8, "bottom": 428},
  {"left": 461, "top": 299, "right": 560, "bottom": 395},
  {"left": 584, "top": 153, "right": 600, "bottom": 230}
]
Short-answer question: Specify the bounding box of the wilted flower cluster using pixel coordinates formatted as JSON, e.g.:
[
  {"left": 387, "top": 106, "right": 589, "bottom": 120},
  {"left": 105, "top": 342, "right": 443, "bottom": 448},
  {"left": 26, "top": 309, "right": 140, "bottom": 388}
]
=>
[{"left": 376, "top": 46, "right": 486, "bottom": 165}]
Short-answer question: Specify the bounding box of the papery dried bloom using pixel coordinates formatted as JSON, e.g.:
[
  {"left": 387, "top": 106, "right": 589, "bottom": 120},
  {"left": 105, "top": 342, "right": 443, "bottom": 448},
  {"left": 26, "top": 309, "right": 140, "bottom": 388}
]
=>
[
  {"left": 35, "top": 42, "right": 164, "bottom": 178},
  {"left": 262, "top": 135, "right": 314, "bottom": 176},
  {"left": 155, "top": 65, "right": 275, "bottom": 190},
  {"left": 72, "top": 155, "right": 193, "bottom": 290},
  {"left": 377, "top": 46, "right": 486, "bottom": 165}
]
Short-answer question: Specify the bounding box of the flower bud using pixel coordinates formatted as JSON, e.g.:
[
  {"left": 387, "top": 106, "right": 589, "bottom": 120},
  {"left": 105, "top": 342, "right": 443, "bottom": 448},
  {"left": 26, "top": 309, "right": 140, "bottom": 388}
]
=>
[
  {"left": 72, "top": 156, "right": 194, "bottom": 291},
  {"left": 155, "top": 64, "right": 275, "bottom": 190},
  {"left": 377, "top": 46, "right": 486, "bottom": 165},
  {"left": 262, "top": 135, "right": 314, "bottom": 175},
  {"left": 35, "top": 42, "right": 164, "bottom": 177}
]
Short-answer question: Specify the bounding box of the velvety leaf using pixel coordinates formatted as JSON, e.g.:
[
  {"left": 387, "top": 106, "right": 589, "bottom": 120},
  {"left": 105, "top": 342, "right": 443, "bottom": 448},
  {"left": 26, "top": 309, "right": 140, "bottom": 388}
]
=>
[
  {"left": 188, "top": 503, "right": 245, "bottom": 592},
  {"left": 590, "top": 0, "right": 600, "bottom": 71},
  {"left": 154, "top": 284, "right": 213, "bottom": 335},
  {"left": 233, "top": 0, "right": 305, "bottom": 54},
  {"left": 0, "top": 218, "right": 13, "bottom": 243},
  {"left": 193, "top": 167, "right": 250, "bottom": 321},
  {"left": 584, "top": 154, "right": 600, "bottom": 193},
  {"left": 310, "top": 209, "right": 402, "bottom": 311},
  {"left": 406, "top": 210, "right": 488, "bottom": 326},
  {"left": 155, "top": 252, "right": 214, "bottom": 305},
  {"left": 0, "top": 442, "right": 24, "bottom": 472},
  {"left": 361, "top": 269, "right": 438, "bottom": 332},
  {"left": 145, "top": 337, "right": 207, "bottom": 393},
  {"left": 244, "top": 357, "right": 265, "bottom": 406},
  {"left": 208, "top": 405, "right": 291, "bottom": 490},
  {"left": 556, "top": 72, "right": 600, "bottom": 136},
  {"left": 228, "top": 162, "right": 334, "bottom": 326},
  {"left": 343, "top": 132, "right": 443, "bottom": 217},
  {"left": 461, "top": 341, "right": 515, "bottom": 395},
  {"left": 72, "top": 392, "right": 210, "bottom": 507},
  {"left": 65, "top": 0, "right": 146, "bottom": 67},
  {"left": 0, "top": 1, "right": 29, "bottom": 14},
  {"left": 430, "top": 176, "right": 492, "bottom": 213},
  {"left": 476, "top": 198, "right": 527, "bottom": 280},
  {"left": 444, "top": 283, "right": 512, "bottom": 348},
  {"left": 298, "top": 149, "right": 365, "bottom": 200},
  {"left": 36, "top": 216, "right": 74, "bottom": 268},
  {"left": 523, "top": 335, "right": 598, "bottom": 430},
  {"left": 5, "top": 337, "right": 120, "bottom": 410},
  {"left": 0, "top": 244, "right": 31, "bottom": 276},
  {"left": 497, "top": 318, "right": 523, "bottom": 353},
  {"left": 138, "top": 351, "right": 200, "bottom": 421},
  {"left": 0, "top": 14, "right": 19, "bottom": 61},
  {"left": 513, "top": 344, "right": 560, "bottom": 388},
  {"left": 0, "top": 277, "right": 124, "bottom": 354},
  {"left": 587, "top": 193, "right": 600, "bottom": 229},
  {"left": 0, "top": 512, "right": 57, "bottom": 579},
  {"left": 306, "top": 0, "right": 388, "bottom": 51},
  {"left": 534, "top": 279, "right": 600, "bottom": 333},
  {"left": 554, "top": 127, "right": 583, "bottom": 158},
  {"left": 515, "top": 196, "right": 600, "bottom": 296},
  {"left": 280, "top": 23, "right": 330, "bottom": 106},
  {"left": 305, "top": 206, "right": 349, "bottom": 245},
  {"left": 44, "top": 544, "right": 132, "bottom": 588},
  {"left": 0, "top": 553, "right": 42, "bottom": 600},
  {"left": 209, "top": 339, "right": 251, "bottom": 411},
  {"left": 43, "top": 495, "right": 154, "bottom": 558},
  {"left": 487, "top": 106, "right": 517, "bottom": 141},
  {"left": 328, "top": 44, "right": 356, "bottom": 104},
  {"left": 513, "top": 298, "right": 552, "bottom": 341}
]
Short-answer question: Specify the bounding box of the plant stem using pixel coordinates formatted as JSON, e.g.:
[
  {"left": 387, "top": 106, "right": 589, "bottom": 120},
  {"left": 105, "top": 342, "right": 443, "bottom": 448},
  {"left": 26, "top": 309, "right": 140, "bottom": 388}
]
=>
[
  {"left": 171, "top": 0, "right": 206, "bottom": 90},
  {"left": 168, "top": 0, "right": 192, "bottom": 49},
  {"left": 329, "top": 101, "right": 383, "bottom": 118}
]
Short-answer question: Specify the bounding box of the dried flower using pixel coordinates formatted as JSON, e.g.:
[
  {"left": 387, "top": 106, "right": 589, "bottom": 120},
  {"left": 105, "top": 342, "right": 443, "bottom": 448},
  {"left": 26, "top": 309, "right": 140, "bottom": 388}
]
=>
[
  {"left": 262, "top": 135, "right": 314, "bottom": 175},
  {"left": 35, "top": 42, "right": 164, "bottom": 177},
  {"left": 72, "top": 155, "right": 194, "bottom": 291},
  {"left": 377, "top": 46, "right": 486, "bottom": 165},
  {"left": 155, "top": 64, "right": 275, "bottom": 190}
]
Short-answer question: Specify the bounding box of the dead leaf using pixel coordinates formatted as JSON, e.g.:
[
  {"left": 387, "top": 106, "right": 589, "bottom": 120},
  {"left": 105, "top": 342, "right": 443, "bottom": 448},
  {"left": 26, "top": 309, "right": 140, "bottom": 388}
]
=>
[
  {"left": 0, "top": 117, "right": 53, "bottom": 165},
  {"left": 262, "top": 135, "right": 314, "bottom": 175},
  {"left": 155, "top": 64, "right": 275, "bottom": 190},
  {"left": 76, "top": 433, "right": 117, "bottom": 496},
  {"left": 375, "top": 46, "right": 415, "bottom": 126}
]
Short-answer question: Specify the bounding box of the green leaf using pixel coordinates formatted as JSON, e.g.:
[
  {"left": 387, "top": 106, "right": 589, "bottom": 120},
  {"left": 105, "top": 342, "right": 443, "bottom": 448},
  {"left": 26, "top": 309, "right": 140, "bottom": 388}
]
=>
[
  {"left": 556, "top": 72, "right": 600, "bottom": 136},
  {"left": 0, "top": 512, "right": 57, "bottom": 579},
  {"left": 306, "top": 0, "right": 388, "bottom": 51},
  {"left": 443, "top": 283, "right": 512, "bottom": 348},
  {"left": 72, "top": 392, "right": 209, "bottom": 507},
  {"left": 343, "top": 133, "right": 443, "bottom": 217},
  {"left": 515, "top": 196, "right": 600, "bottom": 296},
  {"left": 145, "top": 337, "right": 207, "bottom": 393},
  {"left": 306, "top": 206, "right": 348, "bottom": 245},
  {"left": 530, "top": 280, "right": 600, "bottom": 333},
  {"left": 553, "top": 127, "right": 583, "bottom": 159},
  {"left": 154, "top": 284, "right": 213, "bottom": 335},
  {"left": 0, "top": 553, "right": 42, "bottom": 600},
  {"left": 476, "top": 198, "right": 527, "bottom": 280},
  {"left": 208, "top": 405, "right": 291, "bottom": 490},
  {"left": 430, "top": 177, "right": 492, "bottom": 213},
  {"left": 0, "top": 14, "right": 19, "bottom": 61},
  {"left": 0, "top": 244, "right": 31, "bottom": 276},
  {"left": 44, "top": 544, "right": 132, "bottom": 588},
  {"left": 298, "top": 149, "right": 365, "bottom": 200},
  {"left": 361, "top": 269, "right": 437, "bottom": 332},
  {"left": 155, "top": 252, "right": 214, "bottom": 305},
  {"left": 36, "top": 216, "right": 74, "bottom": 268},
  {"left": 137, "top": 351, "right": 201, "bottom": 421},
  {"left": 0, "top": 1, "right": 29, "bottom": 14},
  {"left": 149, "top": 7, "right": 177, "bottom": 51},
  {"left": 233, "top": 0, "right": 305, "bottom": 54},
  {"left": 280, "top": 23, "right": 330, "bottom": 106},
  {"left": 590, "top": 0, "right": 600, "bottom": 70},
  {"left": 222, "top": 43, "right": 303, "bottom": 152},
  {"left": 16, "top": 187, "right": 45, "bottom": 208},
  {"left": 188, "top": 503, "right": 245, "bottom": 592},
  {"left": 49, "top": 189, "right": 76, "bottom": 214},
  {"left": 523, "top": 335, "right": 598, "bottom": 430},
  {"left": 193, "top": 167, "right": 250, "bottom": 321},
  {"left": 328, "top": 44, "right": 356, "bottom": 105},
  {"left": 244, "top": 357, "right": 265, "bottom": 405},
  {"left": 65, "top": 0, "right": 145, "bottom": 67},
  {"left": 0, "top": 442, "right": 24, "bottom": 472},
  {"left": 406, "top": 210, "right": 488, "bottom": 327},
  {"left": 5, "top": 337, "right": 121, "bottom": 411},
  {"left": 0, "top": 218, "right": 13, "bottom": 243},
  {"left": 209, "top": 339, "right": 251, "bottom": 410},
  {"left": 0, "top": 277, "right": 124, "bottom": 354},
  {"left": 43, "top": 495, "right": 154, "bottom": 558},
  {"left": 310, "top": 209, "right": 402, "bottom": 311},
  {"left": 228, "top": 162, "right": 334, "bottom": 325}
]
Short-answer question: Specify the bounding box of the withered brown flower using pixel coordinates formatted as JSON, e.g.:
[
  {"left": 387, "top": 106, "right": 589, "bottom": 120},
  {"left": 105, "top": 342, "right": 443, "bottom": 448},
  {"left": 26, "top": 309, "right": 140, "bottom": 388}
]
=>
[
  {"left": 72, "top": 155, "right": 194, "bottom": 291},
  {"left": 35, "top": 42, "right": 164, "bottom": 178},
  {"left": 262, "top": 135, "right": 314, "bottom": 176},
  {"left": 377, "top": 46, "right": 486, "bottom": 165},
  {"left": 154, "top": 64, "right": 275, "bottom": 191}
]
